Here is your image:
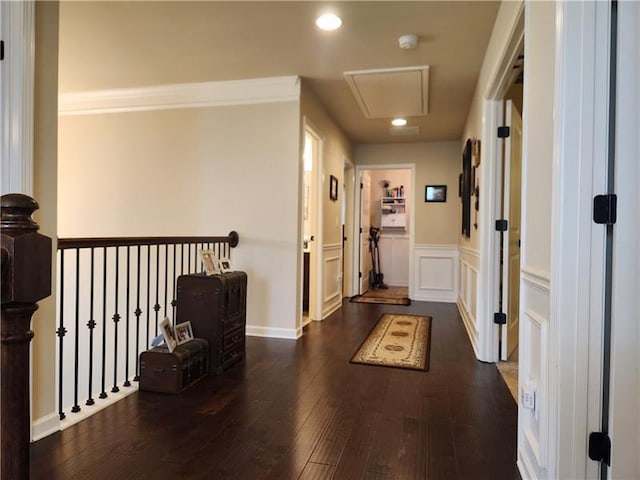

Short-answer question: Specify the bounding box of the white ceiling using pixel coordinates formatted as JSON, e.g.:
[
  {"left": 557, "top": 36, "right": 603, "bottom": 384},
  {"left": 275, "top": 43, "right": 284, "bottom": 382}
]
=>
[{"left": 58, "top": 1, "right": 501, "bottom": 144}]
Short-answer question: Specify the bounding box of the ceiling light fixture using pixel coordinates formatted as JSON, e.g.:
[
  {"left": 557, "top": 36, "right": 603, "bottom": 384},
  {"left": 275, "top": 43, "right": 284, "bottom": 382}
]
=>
[
  {"left": 391, "top": 118, "right": 408, "bottom": 127},
  {"left": 316, "top": 13, "right": 342, "bottom": 31}
]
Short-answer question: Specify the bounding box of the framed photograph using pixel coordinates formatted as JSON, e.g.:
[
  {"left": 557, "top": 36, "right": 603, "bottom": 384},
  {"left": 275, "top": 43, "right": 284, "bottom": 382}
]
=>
[
  {"left": 425, "top": 185, "right": 447, "bottom": 203},
  {"left": 219, "top": 257, "right": 232, "bottom": 273},
  {"left": 329, "top": 174, "right": 338, "bottom": 201},
  {"left": 159, "top": 317, "right": 177, "bottom": 352},
  {"left": 200, "top": 249, "right": 220, "bottom": 276},
  {"left": 174, "top": 321, "right": 194, "bottom": 345}
]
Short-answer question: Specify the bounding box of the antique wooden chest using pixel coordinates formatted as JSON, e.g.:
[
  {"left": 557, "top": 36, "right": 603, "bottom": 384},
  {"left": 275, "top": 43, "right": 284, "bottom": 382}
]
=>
[
  {"left": 139, "top": 338, "right": 209, "bottom": 394},
  {"left": 176, "top": 272, "right": 247, "bottom": 374}
]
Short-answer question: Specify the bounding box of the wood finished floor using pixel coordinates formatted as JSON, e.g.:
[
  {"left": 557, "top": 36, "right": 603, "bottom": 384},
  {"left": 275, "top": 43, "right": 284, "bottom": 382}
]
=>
[{"left": 30, "top": 300, "right": 519, "bottom": 480}]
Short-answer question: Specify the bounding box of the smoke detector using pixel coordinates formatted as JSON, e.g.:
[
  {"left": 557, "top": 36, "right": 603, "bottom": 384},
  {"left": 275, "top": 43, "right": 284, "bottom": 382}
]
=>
[{"left": 398, "top": 34, "right": 418, "bottom": 50}]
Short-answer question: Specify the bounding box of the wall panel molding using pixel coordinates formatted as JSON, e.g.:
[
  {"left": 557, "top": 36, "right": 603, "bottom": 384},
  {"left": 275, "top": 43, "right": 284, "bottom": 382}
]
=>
[
  {"left": 412, "top": 244, "right": 458, "bottom": 303},
  {"left": 322, "top": 243, "right": 342, "bottom": 318},
  {"left": 59, "top": 76, "right": 301, "bottom": 116}
]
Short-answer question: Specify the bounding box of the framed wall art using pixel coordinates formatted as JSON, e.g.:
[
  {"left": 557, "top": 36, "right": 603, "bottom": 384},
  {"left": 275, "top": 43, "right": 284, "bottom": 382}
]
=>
[
  {"left": 425, "top": 185, "right": 447, "bottom": 203},
  {"left": 329, "top": 175, "right": 338, "bottom": 201}
]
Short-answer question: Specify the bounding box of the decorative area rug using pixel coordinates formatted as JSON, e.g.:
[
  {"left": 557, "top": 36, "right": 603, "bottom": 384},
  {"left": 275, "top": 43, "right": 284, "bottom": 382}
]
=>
[
  {"left": 350, "top": 313, "right": 432, "bottom": 371},
  {"left": 350, "top": 295, "right": 411, "bottom": 306}
]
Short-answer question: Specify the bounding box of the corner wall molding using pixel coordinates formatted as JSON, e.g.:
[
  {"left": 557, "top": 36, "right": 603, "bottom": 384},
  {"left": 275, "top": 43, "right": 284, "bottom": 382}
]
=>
[{"left": 59, "top": 76, "right": 301, "bottom": 116}]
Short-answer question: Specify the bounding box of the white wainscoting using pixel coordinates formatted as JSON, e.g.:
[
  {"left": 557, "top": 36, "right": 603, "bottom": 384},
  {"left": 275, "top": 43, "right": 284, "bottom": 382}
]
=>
[
  {"left": 246, "top": 325, "right": 301, "bottom": 340},
  {"left": 412, "top": 244, "right": 459, "bottom": 303},
  {"left": 457, "top": 246, "right": 480, "bottom": 355},
  {"left": 518, "top": 265, "right": 551, "bottom": 477},
  {"left": 322, "top": 243, "right": 343, "bottom": 318},
  {"left": 378, "top": 234, "right": 409, "bottom": 287}
]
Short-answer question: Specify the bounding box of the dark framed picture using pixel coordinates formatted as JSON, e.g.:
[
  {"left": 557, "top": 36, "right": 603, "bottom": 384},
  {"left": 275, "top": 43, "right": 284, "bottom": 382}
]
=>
[
  {"left": 329, "top": 175, "right": 338, "bottom": 201},
  {"left": 425, "top": 185, "right": 447, "bottom": 203}
]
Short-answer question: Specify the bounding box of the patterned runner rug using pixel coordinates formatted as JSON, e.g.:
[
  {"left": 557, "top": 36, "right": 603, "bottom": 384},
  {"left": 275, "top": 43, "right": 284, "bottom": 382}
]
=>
[
  {"left": 350, "top": 295, "right": 410, "bottom": 305},
  {"left": 350, "top": 313, "right": 432, "bottom": 371}
]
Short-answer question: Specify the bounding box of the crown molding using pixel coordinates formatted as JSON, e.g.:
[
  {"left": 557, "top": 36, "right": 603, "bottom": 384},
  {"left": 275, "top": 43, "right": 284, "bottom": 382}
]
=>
[{"left": 59, "top": 76, "right": 301, "bottom": 116}]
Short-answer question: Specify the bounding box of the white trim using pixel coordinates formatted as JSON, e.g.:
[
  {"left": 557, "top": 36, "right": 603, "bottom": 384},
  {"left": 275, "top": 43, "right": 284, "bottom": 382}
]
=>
[
  {"left": 31, "top": 412, "right": 59, "bottom": 442},
  {"left": 59, "top": 76, "right": 301, "bottom": 116},
  {"left": 521, "top": 266, "right": 551, "bottom": 293},
  {"left": 353, "top": 163, "right": 416, "bottom": 300},
  {"left": 1, "top": 0, "right": 35, "bottom": 195},
  {"left": 477, "top": 2, "right": 525, "bottom": 365},
  {"left": 457, "top": 300, "right": 479, "bottom": 357},
  {"left": 59, "top": 381, "right": 139, "bottom": 431},
  {"left": 246, "top": 324, "right": 301, "bottom": 340},
  {"left": 549, "top": 1, "right": 611, "bottom": 478},
  {"left": 413, "top": 244, "right": 459, "bottom": 303},
  {"left": 458, "top": 245, "right": 480, "bottom": 260}
]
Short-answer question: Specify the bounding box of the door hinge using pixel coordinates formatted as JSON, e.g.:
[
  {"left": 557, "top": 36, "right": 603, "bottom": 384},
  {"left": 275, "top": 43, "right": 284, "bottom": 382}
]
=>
[
  {"left": 588, "top": 432, "right": 611, "bottom": 465},
  {"left": 495, "top": 219, "right": 508, "bottom": 231},
  {"left": 1, "top": 41, "right": 4, "bottom": 61},
  {"left": 593, "top": 194, "right": 617, "bottom": 225},
  {"left": 497, "top": 126, "right": 510, "bottom": 138},
  {"left": 358, "top": 271, "right": 362, "bottom": 278},
  {"left": 494, "top": 312, "right": 507, "bottom": 325},
  {"left": 360, "top": 182, "right": 363, "bottom": 189},
  {"left": 359, "top": 227, "right": 363, "bottom": 234}
]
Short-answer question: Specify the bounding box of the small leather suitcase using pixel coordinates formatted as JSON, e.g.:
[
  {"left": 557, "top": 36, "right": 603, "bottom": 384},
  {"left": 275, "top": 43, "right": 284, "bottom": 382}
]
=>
[{"left": 139, "top": 338, "right": 209, "bottom": 394}]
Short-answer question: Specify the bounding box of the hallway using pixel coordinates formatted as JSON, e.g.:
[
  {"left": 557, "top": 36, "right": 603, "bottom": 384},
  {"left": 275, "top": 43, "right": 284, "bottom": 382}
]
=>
[{"left": 30, "top": 300, "right": 519, "bottom": 479}]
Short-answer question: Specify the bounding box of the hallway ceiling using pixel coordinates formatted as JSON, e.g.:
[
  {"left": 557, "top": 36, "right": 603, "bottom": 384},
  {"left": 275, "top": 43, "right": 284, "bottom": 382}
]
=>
[{"left": 59, "top": 1, "right": 500, "bottom": 144}]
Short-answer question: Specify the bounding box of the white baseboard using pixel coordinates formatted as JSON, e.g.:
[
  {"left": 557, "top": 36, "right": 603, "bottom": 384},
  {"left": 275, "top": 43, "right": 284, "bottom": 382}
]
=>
[
  {"left": 246, "top": 324, "right": 301, "bottom": 340},
  {"left": 31, "top": 412, "right": 60, "bottom": 442},
  {"left": 457, "top": 300, "right": 479, "bottom": 358},
  {"left": 322, "top": 296, "right": 342, "bottom": 319}
]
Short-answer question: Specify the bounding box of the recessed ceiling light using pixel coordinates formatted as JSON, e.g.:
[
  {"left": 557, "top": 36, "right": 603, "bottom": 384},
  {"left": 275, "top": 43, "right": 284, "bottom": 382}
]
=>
[
  {"left": 316, "top": 13, "right": 342, "bottom": 31},
  {"left": 391, "top": 118, "right": 408, "bottom": 127}
]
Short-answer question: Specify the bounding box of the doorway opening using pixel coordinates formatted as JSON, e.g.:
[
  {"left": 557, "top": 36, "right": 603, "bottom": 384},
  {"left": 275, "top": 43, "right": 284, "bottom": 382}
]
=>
[
  {"left": 302, "top": 126, "right": 322, "bottom": 324},
  {"left": 496, "top": 61, "right": 524, "bottom": 401},
  {"left": 353, "top": 165, "right": 414, "bottom": 299}
]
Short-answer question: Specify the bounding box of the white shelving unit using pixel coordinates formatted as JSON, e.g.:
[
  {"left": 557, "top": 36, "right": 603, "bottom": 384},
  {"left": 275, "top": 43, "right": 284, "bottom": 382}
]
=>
[{"left": 380, "top": 197, "right": 406, "bottom": 229}]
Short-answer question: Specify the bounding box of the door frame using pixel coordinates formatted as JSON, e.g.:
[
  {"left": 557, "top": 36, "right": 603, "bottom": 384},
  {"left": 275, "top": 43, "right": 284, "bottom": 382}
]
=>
[
  {"left": 301, "top": 119, "right": 324, "bottom": 322},
  {"left": 342, "top": 156, "right": 355, "bottom": 298},
  {"left": 352, "top": 163, "right": 415, "bottom": 298},
  {"left": 477, "top": 5, "right": 525, "bottom": 364}
]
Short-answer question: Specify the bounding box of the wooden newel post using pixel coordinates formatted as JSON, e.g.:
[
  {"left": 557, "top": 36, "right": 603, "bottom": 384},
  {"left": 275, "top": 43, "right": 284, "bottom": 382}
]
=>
[{"left": 1, "top": 194, "right": 52, "bottom": 480}]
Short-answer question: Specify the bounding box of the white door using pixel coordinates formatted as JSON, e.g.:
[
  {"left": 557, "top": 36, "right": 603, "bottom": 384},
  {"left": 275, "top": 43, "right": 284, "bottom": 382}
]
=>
[
  {"left": 501, "top": 100, "right": 522, "bottom": 361},
  {"left": 359, "top": 172, "right": 371, "bottom": 294},
  {"left": 304, "top": 128, "right": 322, "bottom": 321}
]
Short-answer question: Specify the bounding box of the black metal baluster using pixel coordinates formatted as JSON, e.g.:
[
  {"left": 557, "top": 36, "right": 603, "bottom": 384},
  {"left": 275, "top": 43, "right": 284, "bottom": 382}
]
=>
[
  {"left": 71, "top": 249, "right": 81, "bottom": 413},
  {"left": 111, "top": 247, "right": 120, "bottom": 393},
  {"left": 57, "top": 250, "right": 67, "bottom": 420},
  {"left": 171, "top": 244, "right": 177, "bottom": 321},
  {"left": 123, "top": 246, "right": 131, "bottom": 387},
  {"left": 154, "top": 245, "right": 160, "bottom": 334},
  {"left": 146, "top": 246, "right": 151, "bottom": 346},
  {"left": 86, "top": 247, "right": 96, "bottom": 406},
  {"left": 99, "top": 247, "right": 108, "bottom": 399},
  {"left": 134, "top": 245, "right": 142, "bottom": 381},
  {"left": 187, "top": 243, "right": 192, "bottom": 274},
  {"left": 163, "top": 244, "right": 168, "bottom": 324}
]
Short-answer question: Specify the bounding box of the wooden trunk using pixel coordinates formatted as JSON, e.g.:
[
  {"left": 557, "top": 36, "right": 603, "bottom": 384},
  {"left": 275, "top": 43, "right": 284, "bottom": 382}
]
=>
[{"left": 176, "top": 272, "right": 247, "bottom": 374}]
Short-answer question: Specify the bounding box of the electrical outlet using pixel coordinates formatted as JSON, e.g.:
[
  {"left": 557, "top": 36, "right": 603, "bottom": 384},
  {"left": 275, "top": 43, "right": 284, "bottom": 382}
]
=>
[{"left": 521, "top": 382, "right": 536, "bottom": 410}]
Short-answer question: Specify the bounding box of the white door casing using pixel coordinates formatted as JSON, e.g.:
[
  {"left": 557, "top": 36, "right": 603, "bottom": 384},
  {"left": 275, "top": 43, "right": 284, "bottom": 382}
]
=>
[
  {"left": 359, "top": 172, "right": 371, "bottom": 294},
  {"left": 501, "top": 100, "right": 522, "bottom": 361}
]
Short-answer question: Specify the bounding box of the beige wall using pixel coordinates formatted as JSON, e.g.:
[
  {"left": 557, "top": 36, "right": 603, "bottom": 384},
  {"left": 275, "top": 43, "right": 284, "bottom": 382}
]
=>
[
  {"left": 300, "top": 83, "right": 353, "bottom": 248},
  {"left": 355, "top": 141, "right": 461, "bottom": 245},
  {"left": 32, "top": 0, "right": 59, "bottom": 424},
  {"left": 59, "top": 102, "right": 301, "bottom": 333}
]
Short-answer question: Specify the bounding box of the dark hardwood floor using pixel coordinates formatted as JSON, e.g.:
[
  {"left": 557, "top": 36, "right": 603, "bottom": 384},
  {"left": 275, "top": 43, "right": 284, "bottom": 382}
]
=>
[{"left": 30, "top": 300, "right": 519, "bottom": 480}]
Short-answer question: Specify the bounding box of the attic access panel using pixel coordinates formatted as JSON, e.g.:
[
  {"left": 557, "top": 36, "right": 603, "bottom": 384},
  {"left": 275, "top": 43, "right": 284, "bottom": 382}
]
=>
[{"left": 344, "top": 66, "right": 430, "bottom": 119}]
